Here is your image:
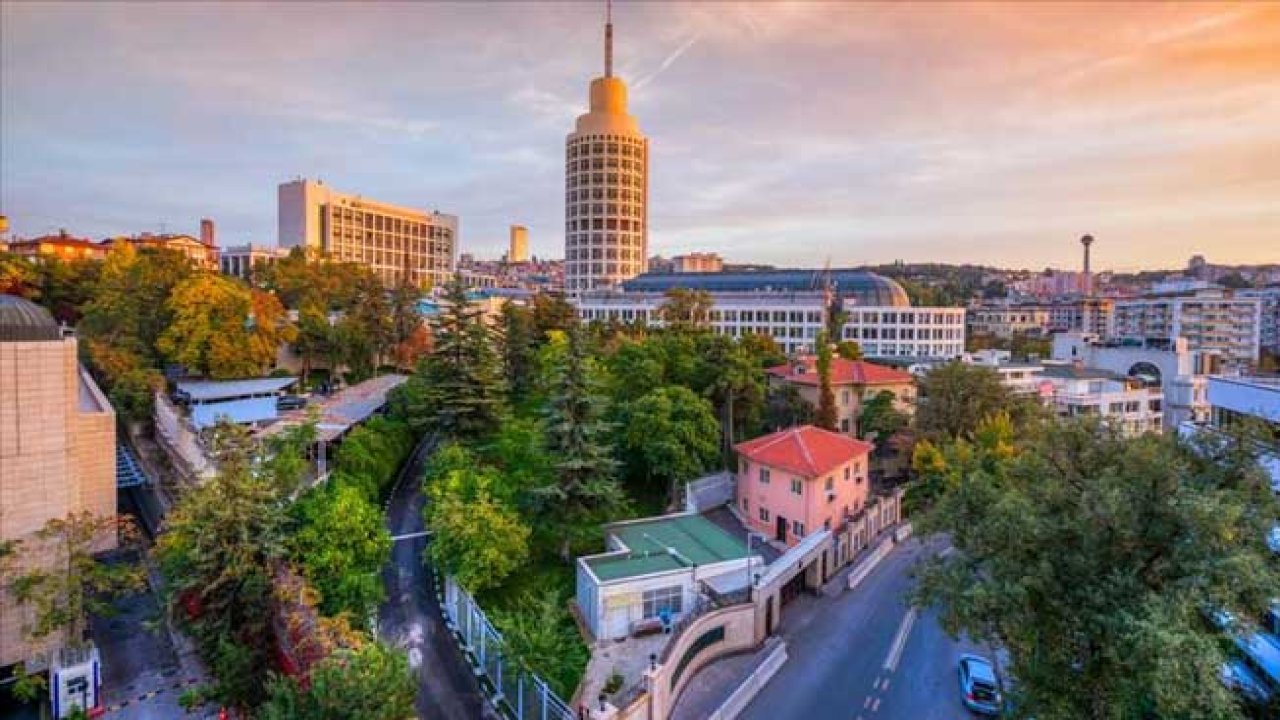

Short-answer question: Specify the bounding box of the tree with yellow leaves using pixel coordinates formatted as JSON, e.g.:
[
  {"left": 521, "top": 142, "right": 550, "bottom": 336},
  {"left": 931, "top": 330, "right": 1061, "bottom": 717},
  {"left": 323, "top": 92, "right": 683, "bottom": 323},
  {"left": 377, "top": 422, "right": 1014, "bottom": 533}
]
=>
[{"left": 158, "top": 274, "right": 297, "bottom": 379}]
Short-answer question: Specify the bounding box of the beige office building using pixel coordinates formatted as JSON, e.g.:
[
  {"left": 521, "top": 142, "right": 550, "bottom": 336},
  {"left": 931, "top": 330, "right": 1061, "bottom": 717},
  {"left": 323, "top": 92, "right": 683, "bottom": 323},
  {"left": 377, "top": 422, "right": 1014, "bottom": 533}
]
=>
[
  {"left": 0, "top": 295, "right": 116, "bottom": 668},
  {"left": 509, "top": 225, "right": 529, "bottom": 263},
  {"left": 278, "top": 179, "right": 458, "bottom": 288},
  {"left": 564, "top": 11, "right": 648, "bottom": 293}
]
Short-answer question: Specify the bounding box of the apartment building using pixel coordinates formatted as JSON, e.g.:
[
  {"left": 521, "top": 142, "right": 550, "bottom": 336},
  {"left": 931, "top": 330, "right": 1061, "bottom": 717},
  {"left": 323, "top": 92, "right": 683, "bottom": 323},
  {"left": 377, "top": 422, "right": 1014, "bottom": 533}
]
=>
[
  {"left": 967, "top": 304, "right": 1050, "bottom": 339},
  {"left": 1039, "top": 364, "right": 1164, "bottom": 437},
  {"left": 962, "top": 349, "right": 1047, "bottom": 396},
  {"left": 278, "top": 178, "right": 457, "bottom": 288},
  {"left": 671, "top": 252, "right": 723, "bottom": 274},
  {"left": 1111, "top": 288, "right": 1262, "bottom": 366},
  {"left": 4, "top": 231, "right": 108, "bottom": 262},
  {"left": 1239, "top": 287, "right": 1280, "bottom": 354}
]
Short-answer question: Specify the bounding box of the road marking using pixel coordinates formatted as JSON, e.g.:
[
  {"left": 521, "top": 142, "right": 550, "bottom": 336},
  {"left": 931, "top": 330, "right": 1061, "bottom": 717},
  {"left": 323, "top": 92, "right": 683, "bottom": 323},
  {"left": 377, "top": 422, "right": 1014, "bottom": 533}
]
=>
[
  {"left": 872, "top": 675, "right": 882, "bottom": 689},
  {"left": 883, "top": 608, "right": 918, "bottom": 672},
  {"left": 880, "top": 678, "right": 891, "bottom": 691},
  {"left": 871, "top": 698, "right": 881, "bottom": 712},
  {"left": 864, "top": 695, "right": 873, "bottom": 709},
  {"left": 392, "top": 530, "right": 431, "bottom": 541}
]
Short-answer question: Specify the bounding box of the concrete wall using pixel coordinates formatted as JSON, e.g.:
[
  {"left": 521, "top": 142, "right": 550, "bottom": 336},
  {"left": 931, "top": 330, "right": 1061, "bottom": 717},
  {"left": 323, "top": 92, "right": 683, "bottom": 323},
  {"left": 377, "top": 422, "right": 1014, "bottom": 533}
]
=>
[
  {"left": 0, "top": 337, "right": 115, "bottom": 667},
  {"left": 645, "top": 604, "right": 757, "bottom": 720}
]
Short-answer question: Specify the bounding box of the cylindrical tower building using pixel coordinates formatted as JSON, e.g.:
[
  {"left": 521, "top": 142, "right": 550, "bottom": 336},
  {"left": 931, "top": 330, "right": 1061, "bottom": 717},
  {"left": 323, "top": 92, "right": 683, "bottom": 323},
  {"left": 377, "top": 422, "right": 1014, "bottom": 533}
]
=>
[{"left": 564, "top": 8, "right": 648, "bottom": 293}]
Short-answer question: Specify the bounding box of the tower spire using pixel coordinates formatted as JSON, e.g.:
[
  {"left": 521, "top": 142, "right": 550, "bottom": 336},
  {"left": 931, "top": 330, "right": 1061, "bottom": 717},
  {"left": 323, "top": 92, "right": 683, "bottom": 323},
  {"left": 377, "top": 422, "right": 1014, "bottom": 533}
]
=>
[{"left": 604, "top": 0, "right": 613, "bottom": 78}]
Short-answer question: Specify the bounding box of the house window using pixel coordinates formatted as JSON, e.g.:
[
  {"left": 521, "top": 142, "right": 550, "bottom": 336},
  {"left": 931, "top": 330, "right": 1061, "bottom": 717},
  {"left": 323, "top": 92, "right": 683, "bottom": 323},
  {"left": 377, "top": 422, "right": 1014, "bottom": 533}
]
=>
[
  {"left": 792, "top": 520, "right": 805, "bottom": 537},
  {"left": 790, "top": 479, "right": 803, "bottom": 495},
  {"left": 759, "top": 507, "right": 770, "bottom": 522},
  {"left": 842, "top": 390, "right": 851, "bottom": 405},
  {"left": 824, "top": 518, "right": 831, "bottom": 531},
  {"left": 759, "top": 467, "right": 771, "bottom": 484},
  {"left": 840, "top": 418, "right": 850, "bottom": 433},
  {"left": 741, "top": 498, "right": 749, "bottom": 512},
  {"left": 824, "top": 477, "right": 834, "bottom": 491},
  {"left": 844, "top": 466, "right": 851, "bottom": 480},
  {"left": 642, "top": 586, "right": 683, "bottom": 619}
]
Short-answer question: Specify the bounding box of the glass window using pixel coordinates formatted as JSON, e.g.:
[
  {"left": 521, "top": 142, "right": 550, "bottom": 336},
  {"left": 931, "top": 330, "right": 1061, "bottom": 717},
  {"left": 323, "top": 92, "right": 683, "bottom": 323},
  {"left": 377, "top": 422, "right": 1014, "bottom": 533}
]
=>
[
  {"left": 790, "top": 479, "right": 802, "bottom": 495},
  {"left": 642, "top": 586, "right": 683, "bottom": 619},
  {"left": 792, "top": 520, "right": 805, "bottom": 537},
  {"left": 824, "top": 477, "right": 833, "bottom": 491},
  {"left": 759, "top": 467, "right": 770, "bottom": 484},
  {"left": 758, "top": 507, "right": 770, "bottom": 522}
]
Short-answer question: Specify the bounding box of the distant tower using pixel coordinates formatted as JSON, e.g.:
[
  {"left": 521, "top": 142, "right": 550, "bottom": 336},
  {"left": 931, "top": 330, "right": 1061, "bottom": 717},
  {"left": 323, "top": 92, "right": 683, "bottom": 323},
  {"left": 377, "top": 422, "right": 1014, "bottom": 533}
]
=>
[
  {"left": 564, "top": 0, "right": 649, "bottom": 293},
  {"left": 509, "top": 225, "right": 530, "bottom": 263},
  {"left": 1080, "top": 234, "right": 1094, "bottom": 297},
  {"left": 200, "top": 218, "right": 216, "bottom": 247}
]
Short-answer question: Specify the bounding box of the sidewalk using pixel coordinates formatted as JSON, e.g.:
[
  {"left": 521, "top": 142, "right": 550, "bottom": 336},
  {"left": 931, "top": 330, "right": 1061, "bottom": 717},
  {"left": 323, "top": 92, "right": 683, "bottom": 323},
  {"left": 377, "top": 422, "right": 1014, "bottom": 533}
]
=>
[{"left": 668, "top": 639, "right": 782, "bottom": 720}]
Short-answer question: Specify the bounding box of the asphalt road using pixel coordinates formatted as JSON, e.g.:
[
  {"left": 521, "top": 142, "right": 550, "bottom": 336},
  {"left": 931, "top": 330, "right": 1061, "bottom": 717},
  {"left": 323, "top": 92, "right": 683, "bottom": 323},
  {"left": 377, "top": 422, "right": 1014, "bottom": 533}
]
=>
[
  {"left": 741, "top": 537, "right": 991, "bottom": 720},
  {"left": 378, "top": 437, "right": 493, "bottom": 720}
]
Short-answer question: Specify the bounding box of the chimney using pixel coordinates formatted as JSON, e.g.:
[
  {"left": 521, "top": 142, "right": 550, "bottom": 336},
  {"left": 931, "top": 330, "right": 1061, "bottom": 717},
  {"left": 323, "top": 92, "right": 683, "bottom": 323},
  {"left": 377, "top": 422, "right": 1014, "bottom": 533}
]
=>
[{"left": 200, "top": 218, "right": 216, "bottom": 247}]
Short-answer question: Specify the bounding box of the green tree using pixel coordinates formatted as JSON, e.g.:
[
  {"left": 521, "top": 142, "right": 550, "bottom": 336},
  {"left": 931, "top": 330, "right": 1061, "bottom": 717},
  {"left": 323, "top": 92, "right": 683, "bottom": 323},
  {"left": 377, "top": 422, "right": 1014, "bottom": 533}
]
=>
[
  {"left": 618, "top": 385, "right": 722, "bottom": 507},
  {"left": 154, "top": 422, "right": 289, "bottom": 709},
  {"left": 424, "top": 449, "right": 531, "bottom": 593},
  {"left": 814, "top": 331, "right": 839, "bottom": 431},
  {"left": 697, "top": 335, "right": 766, "bottom": 456},
  {"left": 915, "top": 361, "right": 1018, "bottom": 441},
  {"left": 835, "top": 340, "right": 864, "bottom": 361},
  {"left": 491, "top": 589, "right": 590, "bottom": 699},
  {"left": 537, "top": 325, "right": 627, "bottom": 558},
  {"left": 336, "top": 275, "right": 394, "bottom": 381},
  {"left": 658, "top": 288, "right": 713, "bottom": 331},
  {"left": 914, "top": 419, "right": 1280, "bottom": 720},
  {"left": 157, "top": 274, "right": 296, "bottom": 379},
  {"left": 8, "top": 513, "right": 145, "bottom": 653},
  {"left": 261, "top": 642, "right": 416, "bottom": 720},
  {"left": 396, "top": 278, "right": 504, "bottom": 439},
  {"left": 859, "top": 390, "right": 908, "bottom": 441},
  {"left": 0, "top": 252, "right": 41, "bottom": 298},
  {"left": 501, "top": 300, "right": 538, "bottom": 407},
  {"left": 739, "top": 332, "right": 787, "bottom": 368},
  {"left": 764, "top": 384, "right": 814, "bottom": 431},
  {"left": 290, "top": 482, "right": 391, "bottom": 619},
  {"left": 531, "top": 292, "right": 578, "bottom": 338}
]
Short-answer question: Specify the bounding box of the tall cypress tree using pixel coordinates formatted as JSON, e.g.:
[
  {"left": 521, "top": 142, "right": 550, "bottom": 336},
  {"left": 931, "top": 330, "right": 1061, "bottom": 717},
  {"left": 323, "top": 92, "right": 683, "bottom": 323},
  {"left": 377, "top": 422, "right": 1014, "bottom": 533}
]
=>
[
  {"left": 815, "top": 330, "right": 839, "bottom": 432},
  {"left": 538, "top": 324, "right": 626, "bottom": 559}
]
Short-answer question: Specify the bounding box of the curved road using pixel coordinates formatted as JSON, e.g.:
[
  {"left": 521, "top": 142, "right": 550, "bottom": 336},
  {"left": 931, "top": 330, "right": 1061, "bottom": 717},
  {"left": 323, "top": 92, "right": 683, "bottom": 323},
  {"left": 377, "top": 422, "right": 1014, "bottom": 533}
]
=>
[{"left": 379, "top": 437, "right": 493, "bottom": 720}]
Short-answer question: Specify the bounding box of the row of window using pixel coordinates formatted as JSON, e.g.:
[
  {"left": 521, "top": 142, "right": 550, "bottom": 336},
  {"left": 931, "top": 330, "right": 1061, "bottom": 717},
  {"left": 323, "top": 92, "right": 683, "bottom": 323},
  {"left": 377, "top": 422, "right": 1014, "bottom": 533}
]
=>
[
  {"left": 566, "top": 203, "right": 644, "bottom": 219},
  {"left": 327, "top": 214, "right": 451, "bottom": 239},
  {"left": 568, "top": 188, "right": 644, "bottom": 203},
  {"left": 566, "top": 248, "right": 643, "bottom": 262},
  {"left": 846, "top": 327, "right": 962, "bottom": 341},
  {"left": 567, "top": 158, "right": 645, "bottom": 172},
  {"left": 566, "top": 218, "right": 645, "bottom": 233},
  {"left": 567, "top": 136, "right": 646, "bottom": 158},
  {"left": 567, "top": 173, "right": 644, "bottom": 189},
  {"left": 565, "top": 262, "right": 643, "bottom": 278}
]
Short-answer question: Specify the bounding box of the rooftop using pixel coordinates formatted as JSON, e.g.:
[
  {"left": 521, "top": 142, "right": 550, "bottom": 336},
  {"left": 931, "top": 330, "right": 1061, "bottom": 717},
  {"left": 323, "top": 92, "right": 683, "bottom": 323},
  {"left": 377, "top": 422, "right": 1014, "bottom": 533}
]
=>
[
  {"left": 176, "top": 376, "right": 298, "bottom": 402},
  {"left": 584, "top": 513, "right": 751, "bottom": 582},
  {"left": 767, "top": 357, "right": 915, "bottom": 387},
  {"left": 621, "top": 269, "right": 911, "bottom": 307},
  {"left": 262, "top": 373, "right": 408, "bottom": 442},
  {"left": 1038, "top": 364, "right": 1128, "bottom": 381},
  {"left": 0, "top": 293, "right": 61, "bottom": 342},
  {"left": 735, "top": 425, "right": 874, "bottom": 478}
]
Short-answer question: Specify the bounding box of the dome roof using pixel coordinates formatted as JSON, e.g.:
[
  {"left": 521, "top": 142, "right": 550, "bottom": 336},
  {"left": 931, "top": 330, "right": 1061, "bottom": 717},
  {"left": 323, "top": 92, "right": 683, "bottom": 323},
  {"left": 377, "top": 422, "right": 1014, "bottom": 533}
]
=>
[
  {"left": 0, "top": 294, "right": 61, "bottom": 342},
  {"left": 622, "top": 269, "right": 914, "bottom": 307}
]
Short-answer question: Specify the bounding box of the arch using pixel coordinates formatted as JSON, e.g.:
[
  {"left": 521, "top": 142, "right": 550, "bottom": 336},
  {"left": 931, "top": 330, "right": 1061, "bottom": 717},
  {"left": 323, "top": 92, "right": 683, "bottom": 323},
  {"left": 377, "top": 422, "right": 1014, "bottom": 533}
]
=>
[{"left": 1128, "top": 361, "right": 1162, "bottom": 388}]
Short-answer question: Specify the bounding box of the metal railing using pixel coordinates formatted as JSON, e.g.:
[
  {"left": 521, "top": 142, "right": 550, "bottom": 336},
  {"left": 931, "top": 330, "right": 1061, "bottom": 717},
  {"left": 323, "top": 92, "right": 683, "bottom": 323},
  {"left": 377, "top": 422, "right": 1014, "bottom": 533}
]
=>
[{"left": 441, "top": 576, "right": 577, "bottom": 720}]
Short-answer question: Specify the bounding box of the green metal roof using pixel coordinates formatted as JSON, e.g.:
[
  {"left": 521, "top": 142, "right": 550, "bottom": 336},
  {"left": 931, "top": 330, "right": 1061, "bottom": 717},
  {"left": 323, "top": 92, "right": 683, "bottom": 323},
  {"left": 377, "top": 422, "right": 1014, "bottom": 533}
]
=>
[{"left": 586, "top": 514, "right": 750, "bottom": 582}]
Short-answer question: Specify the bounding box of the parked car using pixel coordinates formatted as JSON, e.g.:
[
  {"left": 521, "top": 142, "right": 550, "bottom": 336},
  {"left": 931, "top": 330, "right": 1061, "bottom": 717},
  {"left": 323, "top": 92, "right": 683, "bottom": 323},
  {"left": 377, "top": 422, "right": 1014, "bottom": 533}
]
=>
[{"left": 958, "top": 654, "right": 1003, "bottom": 715}]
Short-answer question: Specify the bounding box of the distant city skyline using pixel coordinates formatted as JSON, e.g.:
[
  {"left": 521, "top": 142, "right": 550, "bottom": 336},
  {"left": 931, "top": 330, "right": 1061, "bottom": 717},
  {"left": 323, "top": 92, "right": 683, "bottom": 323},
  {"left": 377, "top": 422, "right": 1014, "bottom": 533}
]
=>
[{"left": 2, "top": 1, "right": 1277, "bottom": 271}]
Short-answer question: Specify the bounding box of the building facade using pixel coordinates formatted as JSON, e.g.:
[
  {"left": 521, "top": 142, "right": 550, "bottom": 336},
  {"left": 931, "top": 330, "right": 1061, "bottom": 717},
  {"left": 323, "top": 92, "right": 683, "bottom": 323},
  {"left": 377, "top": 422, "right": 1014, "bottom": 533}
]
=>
[
  {"left": 1239, "top": 287, "right": 1280, "bottom": 354},
  {"left": 219, "top": 243, "right": 290, "bottom": 280},
  {"left": 1111, "top": 289, "right": 1262, "bottom": 366},
  {"left": 766, "top": 357, "right": 916, "bottom": 436},
  {"left": 508, "top": 225, "right": 529, "bottom": 263},
  {"left": 564, "top": 14, "right": 648, "bottom": 293},
  {"left": 735, "top": 425, "right": 873, "bottom": 546},
  {"left": 0, "top": 295, "right": 116, "bottom": 669},
  {"left": 671, "top": 252, "right": 724, "bottom": 274},
  {"left": 278, "top": 178, "right": 457, "bottom": 288},
  {"left": 966, "top": 304, "right": 1050, "bottom": 339},
  {"left": 1038, "top": 364, "right": 1164, "bottom": 437},
  {"left": 4, "top": 231, "right": 108, "bottom": 262},
  {"left": 103, "top": 232, "right": 218, "bottom": 269}
]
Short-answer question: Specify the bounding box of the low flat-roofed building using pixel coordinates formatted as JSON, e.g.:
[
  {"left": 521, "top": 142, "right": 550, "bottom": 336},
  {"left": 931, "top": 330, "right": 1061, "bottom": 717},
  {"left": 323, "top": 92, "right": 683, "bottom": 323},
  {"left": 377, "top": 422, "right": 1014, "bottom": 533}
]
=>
[
  {"left": 174, "top": 376, "right": 298, "bottom": 429},
  {"left": 575, "top": 513, "right": 760, "bottom": 642},
  {"left": 1039, "top": 363, "right": 1163, "bottom": 437}
]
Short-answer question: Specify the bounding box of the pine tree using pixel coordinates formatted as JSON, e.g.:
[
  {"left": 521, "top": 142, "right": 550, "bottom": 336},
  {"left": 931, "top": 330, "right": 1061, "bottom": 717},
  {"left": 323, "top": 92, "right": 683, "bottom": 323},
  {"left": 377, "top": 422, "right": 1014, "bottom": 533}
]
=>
[
  {"left": 814, "top": 330, "right": 839, "bottom": 431},
  {"left": 538, "top": 324, "right": 626, "bottom": 559},
  {"left": 401, "top": 278, "right": 504, "bottom": 439},
  {"left": 500, "top": 300, "right": 538, "bottom": 407}
]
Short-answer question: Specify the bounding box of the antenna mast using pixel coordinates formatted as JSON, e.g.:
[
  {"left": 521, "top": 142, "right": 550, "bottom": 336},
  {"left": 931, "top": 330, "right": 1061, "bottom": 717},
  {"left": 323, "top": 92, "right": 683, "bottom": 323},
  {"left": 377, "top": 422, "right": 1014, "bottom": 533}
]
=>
[{"left": 605, "top": 0, "right": 613, "bottom": 77}]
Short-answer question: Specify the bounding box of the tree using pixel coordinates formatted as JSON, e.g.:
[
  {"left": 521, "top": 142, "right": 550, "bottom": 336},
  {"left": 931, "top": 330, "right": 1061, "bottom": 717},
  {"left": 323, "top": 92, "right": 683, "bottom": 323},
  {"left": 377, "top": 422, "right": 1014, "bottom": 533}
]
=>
[
  {"left": 658, "top": 288, "right": 713, "bottom": 331},
  {"left": 336, "top": 276, "right": 394, "bottom": 380},
  {"left": 617, "top": 386, "right": 722, "bottom": 507},
  {"left": 424, "top": 447, "right": 531, "bottom": 593},
  {"left": 8, "top": 512, "right": 145, "bottom": 653},
  {"left": 697, "top": 335, "right": 766, "bottom": 458},
  {"left": 396, "top": 277, "right": 504, "bottom": 439},
  {"left": 739, "top": 332, "right": 787, "bottom": 368},
  {"left": 814, "top": 331, "right": 839, "bottom": 431},
  {"left": 491, "top": 589, "right": 590, "bottom": 699},
  {"left": 330, "top": 417, "right": 414, "bottom": 502},
  {"left": 155, "top": 422, "right": 289, "bottom": 709},
  {"left": 501, "top": 300, "right": 538, "bottom": 407},
  {"left": 290, "top": 483, "right": 391, "bottom": 619},
  {"left": 261, "top": 642, "right": 416, "bottom": 720},
  {"left": 537, "top": 325, "right": 627, "bottom": 558},
  {"left": 915, "top": 361, "right": 1019, "bottom": 441},
  {"left": 914, "top": 418, "right": 1280, "bottom": 720},
  {"left": 0, "top": 252, "right": 41, "bottom": 298},
  {"left": 835, "top": 340, "right": 864, "bottom": 361},
  {"left": 859, "top": 390, "right": 908, "bottom": 441},
  {"left": 157, "top": 274, "right": 296, "bottom": 379},
  {"left": 531, "top": 292, "right": 578, "bottom": 338},
  {"left": 764, "top": 384, "right": 814, "bottom": 431}
]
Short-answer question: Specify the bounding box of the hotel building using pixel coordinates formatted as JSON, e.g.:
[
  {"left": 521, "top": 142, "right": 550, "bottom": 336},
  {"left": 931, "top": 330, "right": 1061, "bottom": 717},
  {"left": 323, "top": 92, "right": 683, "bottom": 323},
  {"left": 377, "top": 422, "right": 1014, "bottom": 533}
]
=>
[
  {"left": 564, "top": 9, "right": 649, "bottom": 293},
  {"left": 278, "top": 178, "right": 457, "bottom": 288},
  {"left": 574, "top": 269, "right": 966, "bottom": 358}
]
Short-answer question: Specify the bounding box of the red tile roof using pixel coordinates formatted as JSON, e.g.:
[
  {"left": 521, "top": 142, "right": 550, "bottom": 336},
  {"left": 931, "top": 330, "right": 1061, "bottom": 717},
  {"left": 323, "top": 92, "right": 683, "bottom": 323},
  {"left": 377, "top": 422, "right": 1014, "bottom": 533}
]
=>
[
  {"left": 766, "top": 357, "right": 915, "bottom": 387},
  {"left": 734, "top": 425, "right": 873, "bottom": 478}
]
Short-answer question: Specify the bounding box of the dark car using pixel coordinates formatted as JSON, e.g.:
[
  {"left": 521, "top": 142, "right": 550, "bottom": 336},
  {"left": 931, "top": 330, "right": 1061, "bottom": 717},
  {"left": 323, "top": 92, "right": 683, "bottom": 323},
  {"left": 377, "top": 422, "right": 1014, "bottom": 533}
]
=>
[
  {"left": 277, "top": 394, "right": 308, "bottom": 411},
  {"left": 958, "top": 654, "right": 1003, "bottom": 715}
]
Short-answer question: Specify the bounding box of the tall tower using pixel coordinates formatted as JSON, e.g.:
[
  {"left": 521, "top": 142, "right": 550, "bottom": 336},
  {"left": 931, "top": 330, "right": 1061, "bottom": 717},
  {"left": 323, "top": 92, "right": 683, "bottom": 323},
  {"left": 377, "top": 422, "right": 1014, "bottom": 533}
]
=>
[
  {"left": 1080, "top": 234, "right": 1094, "bottom": 297},
  {"left": 509, "top": 225, "right": 529, "bottom": 263},
  {"left": 564, "top": 1, "right": 649, "bottom": 293}
]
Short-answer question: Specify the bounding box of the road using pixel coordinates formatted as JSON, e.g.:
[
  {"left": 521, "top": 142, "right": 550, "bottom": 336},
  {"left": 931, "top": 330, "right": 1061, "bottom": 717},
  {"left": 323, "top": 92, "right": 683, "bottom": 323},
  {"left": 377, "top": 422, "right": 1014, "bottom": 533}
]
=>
[
  {"left": 378, "top": 437, "right": 493, "bottom": 720},
  {"left": 741, "top": 537, "right": 991, "bottom": 720}
]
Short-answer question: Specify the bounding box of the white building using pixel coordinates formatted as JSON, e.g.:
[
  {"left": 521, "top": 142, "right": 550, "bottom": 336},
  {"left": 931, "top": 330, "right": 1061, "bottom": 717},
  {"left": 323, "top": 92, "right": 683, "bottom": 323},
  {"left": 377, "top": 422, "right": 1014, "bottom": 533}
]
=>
[
  {"left": 1111, "top": 289, "right": 1262, "bottom": 366},
  {"left": 278, "top": 178, "right": 457, "bottom": 288},
  {"left": 1239, "top": 287, "right": 1280, "bottom": 354},
  {"left": 1181, "top": 375, "right": 1280, "bottom": 494},
  {"left": 576, "top": 270, "right": 966, "bottom": 358},
  {"left": 1038, "top": 364, "right": 1164, "bottom": 437},
  {"left": 962, "top": 349, "right": 1046, "bottom": 396},
  {"left": 219, "top": 243, "right": 289, "bottom": 280}
]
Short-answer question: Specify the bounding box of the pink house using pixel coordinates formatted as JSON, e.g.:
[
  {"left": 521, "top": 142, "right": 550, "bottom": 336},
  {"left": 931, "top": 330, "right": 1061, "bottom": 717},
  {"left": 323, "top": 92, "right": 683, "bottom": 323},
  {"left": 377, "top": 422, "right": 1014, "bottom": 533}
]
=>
[{"left": 734, "top": 425, "right": 873, "bottom": 546}]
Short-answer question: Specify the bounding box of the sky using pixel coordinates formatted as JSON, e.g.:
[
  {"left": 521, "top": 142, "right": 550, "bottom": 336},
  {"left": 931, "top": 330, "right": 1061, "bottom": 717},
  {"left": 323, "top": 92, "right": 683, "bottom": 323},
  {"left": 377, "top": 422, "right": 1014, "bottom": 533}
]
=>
[{"left": 2, "top": 1, "right": 1278, "bottom": 272}]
